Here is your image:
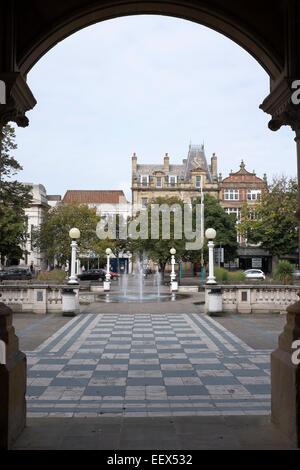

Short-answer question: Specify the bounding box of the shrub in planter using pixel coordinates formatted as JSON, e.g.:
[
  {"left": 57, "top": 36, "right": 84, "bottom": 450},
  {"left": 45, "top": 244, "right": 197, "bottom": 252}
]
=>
[
  {"left": 228, "top": 270, "right": 246, "bottom": 282},
  {"left": 38, "top": 269, "right": 67, "bottom": 282},
  {"left": 214, "top": 267, "right": 228, "bottom": 281},
  {"left": 274, "top": 260, "right": 294, "bottom": 284}
]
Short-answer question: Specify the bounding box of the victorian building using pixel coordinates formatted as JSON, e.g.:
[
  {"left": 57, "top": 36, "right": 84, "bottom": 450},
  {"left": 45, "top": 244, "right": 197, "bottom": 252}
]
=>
[
  {"left": 131, "top": 144, "right": 219, "bottom": 209},
  {"left": 18, "top": 184, "right": 50, "bottom": 270},
  {"left": 220, "top": 161, "right": 270, "bottom": 272},
  {"left": 62, "top": 190, "right": 132, "bottom": 273}
]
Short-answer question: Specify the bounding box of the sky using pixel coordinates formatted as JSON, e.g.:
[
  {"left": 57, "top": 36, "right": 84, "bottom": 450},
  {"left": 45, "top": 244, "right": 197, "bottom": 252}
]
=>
[{"left": 14, "top": 15, "right": 296, "bottom": 202}]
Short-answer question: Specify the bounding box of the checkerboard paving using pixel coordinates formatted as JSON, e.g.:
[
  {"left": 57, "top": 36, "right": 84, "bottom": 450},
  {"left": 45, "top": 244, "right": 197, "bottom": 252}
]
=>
[{"left": 25, "top": 313, "right": 272, "bottom": 417}]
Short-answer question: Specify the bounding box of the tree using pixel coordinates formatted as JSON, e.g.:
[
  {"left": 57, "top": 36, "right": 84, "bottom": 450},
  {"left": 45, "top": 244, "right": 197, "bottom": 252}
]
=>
[
  {"left": 127, "top": 196, "right": 202, "bottom": 274},
  {"left": 0, "top": 124, "right": 33, "bottom": 264},
  {"left": 192, "top": 194, "right": 238, "bottom": 263},
  {"left": 238, "top": 176, "right": 298, "bottom": 271},
  {"left": 33, "top": 202, "right": 104, "bottom": 266}
]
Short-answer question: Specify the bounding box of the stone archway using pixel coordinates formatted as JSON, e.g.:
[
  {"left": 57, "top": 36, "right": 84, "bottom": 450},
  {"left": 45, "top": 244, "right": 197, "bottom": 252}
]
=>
[{"left": 0, "top": 0, "right": 300, "bottom": 449}]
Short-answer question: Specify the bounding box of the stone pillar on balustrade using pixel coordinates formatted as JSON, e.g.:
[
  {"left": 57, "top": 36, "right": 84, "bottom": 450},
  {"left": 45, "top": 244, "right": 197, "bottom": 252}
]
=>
[{"left": 0, "top": 302, "right": 26, "bottom": 450}]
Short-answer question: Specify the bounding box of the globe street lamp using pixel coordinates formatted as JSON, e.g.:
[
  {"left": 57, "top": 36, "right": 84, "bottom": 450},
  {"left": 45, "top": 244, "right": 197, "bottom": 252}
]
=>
[
  {"left": 205, "top": 228, "right": 217, "bottom": 284},
  {"left": 170, "top": 247, "right": 178, "bottom": 292},
  {"left": 104, "top": 247, "right": 112, "bottom": 291},
  {"left": 68, "top": 228, "right": 80, "bottom": 285}
]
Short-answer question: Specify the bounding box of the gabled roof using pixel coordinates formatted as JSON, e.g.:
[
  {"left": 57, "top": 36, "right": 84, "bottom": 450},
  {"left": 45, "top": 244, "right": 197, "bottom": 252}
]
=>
[
  {"left": 62, "top": 190, "right": 129, "bottom": 204},
  {"left": 233, "top": 160, "right": 254, "bottom": 176}
]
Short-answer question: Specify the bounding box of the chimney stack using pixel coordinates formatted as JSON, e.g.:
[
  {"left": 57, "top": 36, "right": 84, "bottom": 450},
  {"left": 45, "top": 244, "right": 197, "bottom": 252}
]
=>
[
  {"left": 211, "top": 153, "right": 217, "bottom": 177},
  {"left": 164, "top": 153, "right": 170, "bottom": 171},
  {"left": 132, "top": 152, "right": 137, "bottom": 172}
]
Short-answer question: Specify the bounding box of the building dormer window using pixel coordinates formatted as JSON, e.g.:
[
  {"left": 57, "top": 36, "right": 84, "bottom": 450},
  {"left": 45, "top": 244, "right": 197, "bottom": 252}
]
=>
[
  {"left": 156, "top": 177, "right": 162, "bottom": 188},
  {"left": 196, "top": 175, "right": 202, "bottom": 188},
  {"left": 140, "top": 175, "right": 149, "bottom": 186},
  {"left": 168, "top": 176, "right": 177, "bottom": 186}
]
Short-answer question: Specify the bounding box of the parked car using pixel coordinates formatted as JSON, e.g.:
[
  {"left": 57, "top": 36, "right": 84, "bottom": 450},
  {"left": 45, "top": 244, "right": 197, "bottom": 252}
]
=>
[
  {"left": 244, "top": 269, "right": 265, "bottom": 280},
  {"left": 0, "top": 268, "right": 32, "bottom": 281},
  {"left": 292, "top": 269, "right": 300, "bottom": 280},
  {"left": 100, "top": 269, "right": 120, "bottom": 280},
  {"left": 77, "top": 269, "right": 106, "bottom": 281}
]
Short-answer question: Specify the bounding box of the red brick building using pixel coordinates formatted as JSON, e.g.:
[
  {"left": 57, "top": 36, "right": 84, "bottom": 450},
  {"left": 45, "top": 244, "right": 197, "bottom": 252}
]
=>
[{"left": 220, "top": 161, "right": 271, "bottom": 272}]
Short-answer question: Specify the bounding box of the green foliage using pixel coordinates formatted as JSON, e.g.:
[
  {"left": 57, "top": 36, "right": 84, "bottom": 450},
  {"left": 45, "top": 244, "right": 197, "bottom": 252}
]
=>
[
  {"left": 213, "top": 268, "right": 246, "bottom": 282},
  {"left": 192, "top": 194, "right": 238, "bottom": 262},
  {"left": 38, "top": 269, "right": 67, "bottom": 282},
  {"left": 228, "top": 270, "right": 246, "bottom": 281},
  {"left": 127, "top": 196, "right": 194, "bottom": 272},
  {"left": 239, "top": 176, "right": 298, "bottom": 257},
  {"left": 33, "top": 202, "right": 103, "bottom": 265},
  {"left": 274, "top": 260, "right": 294, "bottom": 283},
  {"left": 0, "top": 124, "right": 33, "bottom": 263},
  {"left": 214, "top": 267, "right": 228, "bottom": 281}
]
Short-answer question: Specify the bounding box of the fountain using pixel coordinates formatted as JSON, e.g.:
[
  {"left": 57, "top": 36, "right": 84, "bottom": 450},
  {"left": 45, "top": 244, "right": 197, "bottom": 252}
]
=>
[{"left": 97, "top": 253, "right": 187, "bottom": 303}]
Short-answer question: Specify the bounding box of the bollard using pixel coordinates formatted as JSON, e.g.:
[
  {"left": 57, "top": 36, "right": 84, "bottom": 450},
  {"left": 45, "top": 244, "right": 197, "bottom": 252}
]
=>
[
  {"left": 62, "top": 286, "right": 79, "bottom": 317},
  {"left": 0, "top": 302, "right": 26, "bottom": 449},
  {"left": 207, "top": 287, "right": 223, "bottom": 316}
]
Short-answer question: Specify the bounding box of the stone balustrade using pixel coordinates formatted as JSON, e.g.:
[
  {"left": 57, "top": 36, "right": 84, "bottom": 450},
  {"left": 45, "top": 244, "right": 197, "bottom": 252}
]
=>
[
  {"left": 205, "top": 285, "right": 300, "bottom": 314},
  {"left": 0, "top": 284, "right": 63, "bottom": 314}
]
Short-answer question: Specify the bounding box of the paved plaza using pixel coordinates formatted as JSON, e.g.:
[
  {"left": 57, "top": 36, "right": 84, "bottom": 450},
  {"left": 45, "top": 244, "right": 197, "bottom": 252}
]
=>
[
  {"left": 11, "top": 292, "right": 296, "bottom": 449},
  {"left": 24, "top": 312, "right": 272, "bottom": 418}
]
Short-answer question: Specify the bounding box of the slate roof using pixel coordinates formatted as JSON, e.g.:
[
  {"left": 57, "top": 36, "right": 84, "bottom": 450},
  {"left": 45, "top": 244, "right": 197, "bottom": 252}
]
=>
[
  {"left": 184, "top": 145, "right": 212, "bottom": 183},
  {"left": 134, "top": 145, "right": 212, "bottom": 183}
]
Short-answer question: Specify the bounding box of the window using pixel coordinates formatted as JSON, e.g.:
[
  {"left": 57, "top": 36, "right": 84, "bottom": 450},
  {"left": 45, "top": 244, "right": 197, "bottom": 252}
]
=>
[
  {"left": 196, "top": 175, "right": 202, "bottom": 188},
  {"left": 156, "top": 177, "right": 162, "bottom": 188},
  {"left": 247, "top": 190, "right": 261, "bottom": 201},
  {"left": 141, "top": 198, "right": 148, "bottom": 208},
  {"left": 224, "top": 207, "right": 240, "bottom": 220},
  {"left": 140, "top": 175, "right": 149, "bottom": 186},
  {"left": 168, "top": 176, "right": 177, "bottom": 186},
  {"left": 224, "top": 189, "right": 239, "bottom": 200}
]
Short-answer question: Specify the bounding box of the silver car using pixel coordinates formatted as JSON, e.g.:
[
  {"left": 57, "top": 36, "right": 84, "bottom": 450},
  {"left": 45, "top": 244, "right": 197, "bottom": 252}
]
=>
[{"left": 244, "top": 269, "right": 265, "bottom": 280}]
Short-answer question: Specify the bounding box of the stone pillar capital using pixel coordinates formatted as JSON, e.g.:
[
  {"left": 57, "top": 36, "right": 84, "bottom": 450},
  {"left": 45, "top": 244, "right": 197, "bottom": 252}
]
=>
[
  {"left": 260, "top": 77, "right": 300, "bottom": 133},
  {"left": 0, "top": 72, "right": 36, "bottom": 127}
]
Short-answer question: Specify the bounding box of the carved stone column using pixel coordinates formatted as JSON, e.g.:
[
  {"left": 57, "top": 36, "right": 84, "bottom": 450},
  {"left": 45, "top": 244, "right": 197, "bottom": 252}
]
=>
[
  {"left": 261, "top": 78, "right": 300, "bottom": 448},
  {"left": 271, "top": 297, "right": 300, "bottom": 447},
  {"left": 0, "top": 302, "right": 26, "bottom": 450}
]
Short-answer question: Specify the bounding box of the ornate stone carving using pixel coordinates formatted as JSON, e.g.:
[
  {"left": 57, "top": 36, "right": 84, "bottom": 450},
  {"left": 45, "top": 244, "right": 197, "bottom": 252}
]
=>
[
  {"left": 260, "top": 78, "right": 300, "bottom": 132},
  {"left": 0, "top": 302, "right": 26, "bottom": 449},
  {"left": 0, "top": 72, "right": 36, "bottom": 127}
]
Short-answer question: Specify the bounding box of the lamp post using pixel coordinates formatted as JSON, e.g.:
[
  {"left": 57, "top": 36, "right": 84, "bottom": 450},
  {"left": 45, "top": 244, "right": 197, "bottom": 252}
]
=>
[
  {"left": 205, "top": 228, "right": 217, "bottom": 285},
  {"left": 170, "top": 247, "right": 178, "bottom": 292},
  {"left": 68, "top": 227, "right": 80, "bottom": 285},
  {"left": 104, "top": 248, "right": 112, "bottom": 291}
]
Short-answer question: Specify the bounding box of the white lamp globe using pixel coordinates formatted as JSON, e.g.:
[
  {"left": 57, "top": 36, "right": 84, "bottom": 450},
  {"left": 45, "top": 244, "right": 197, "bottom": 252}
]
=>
[
  {"left": 69, "top": 227, "right": 80, "bottom": 239},
  {"left": 106, "top": 248, "right": 112, "bottom": 255},
  {"left": 170, "top": 248, "right": 176, "bottom": 255},
  {"left": 205, "top": 228, "right": 216, "bottom": 240}
]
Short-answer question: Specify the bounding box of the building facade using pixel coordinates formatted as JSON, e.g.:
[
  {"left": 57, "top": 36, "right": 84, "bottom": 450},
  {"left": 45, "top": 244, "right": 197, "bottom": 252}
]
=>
[
  {"left": 62, "top": 190, "right": 132, "bottom": 273},
  {"left": 220, "top": 161, "right": 270, "bottom": 272},
  {"left": 19, "top": 184, "right": 50, "bottom": 271},
  {"left": 131, "top": 145, "right": 219, "bottom": 209},
  {"left": 62, "top": 190, "right": 131, "bottom": 219}
]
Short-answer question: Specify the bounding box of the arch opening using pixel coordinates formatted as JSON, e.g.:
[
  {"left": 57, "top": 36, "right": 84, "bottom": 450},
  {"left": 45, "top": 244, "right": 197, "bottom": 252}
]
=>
[{"left": 19, "top": 1, "right": 282, "bottom": 80}]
